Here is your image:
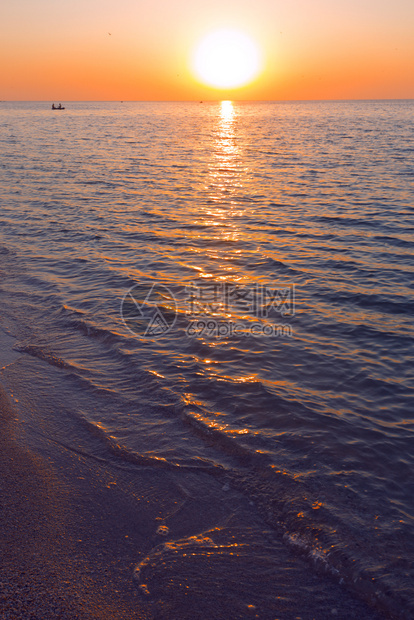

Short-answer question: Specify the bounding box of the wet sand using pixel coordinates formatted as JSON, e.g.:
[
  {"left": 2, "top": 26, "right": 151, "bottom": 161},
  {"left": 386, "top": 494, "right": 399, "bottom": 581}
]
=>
[{"left": 0, "top": 385, "right": 152, "bottom": 620}]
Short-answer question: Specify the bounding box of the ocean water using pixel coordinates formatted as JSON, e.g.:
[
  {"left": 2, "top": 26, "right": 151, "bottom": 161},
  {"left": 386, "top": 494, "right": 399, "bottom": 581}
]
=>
[{"left": 0, "top": 100, "right": 413, "bottom": 619}]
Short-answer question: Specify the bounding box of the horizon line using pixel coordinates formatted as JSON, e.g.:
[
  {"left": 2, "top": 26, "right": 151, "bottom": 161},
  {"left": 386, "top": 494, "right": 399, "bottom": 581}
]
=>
[{"left": 1, "top": 98, "right": 414, "bottom": 103}]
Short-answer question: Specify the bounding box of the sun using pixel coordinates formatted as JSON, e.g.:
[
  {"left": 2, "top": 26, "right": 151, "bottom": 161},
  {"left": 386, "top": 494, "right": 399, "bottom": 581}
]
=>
[{"left": 193, "top": 29, "right": 262, "bottom": 89}]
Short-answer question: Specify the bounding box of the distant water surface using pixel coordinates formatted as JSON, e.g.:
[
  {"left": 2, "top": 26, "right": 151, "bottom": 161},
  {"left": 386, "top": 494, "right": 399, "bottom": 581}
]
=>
[{"left": 0, "top": 100, "right": 413, "bottom": 618}]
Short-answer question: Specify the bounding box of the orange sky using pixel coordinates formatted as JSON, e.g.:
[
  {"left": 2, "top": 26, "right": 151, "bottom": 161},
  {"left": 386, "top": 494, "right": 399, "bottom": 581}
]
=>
[{"left": 1, "top": 0, "right": 413, "bottom": 100}]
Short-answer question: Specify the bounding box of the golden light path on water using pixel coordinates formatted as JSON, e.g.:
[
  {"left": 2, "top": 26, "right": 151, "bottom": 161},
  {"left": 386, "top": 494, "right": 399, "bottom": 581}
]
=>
[
  {"left": 205, "top": 101, "right": 243, "bottom": 259},
  {"left": 184, "top": 101, "right": 282, "bottom": 371}
]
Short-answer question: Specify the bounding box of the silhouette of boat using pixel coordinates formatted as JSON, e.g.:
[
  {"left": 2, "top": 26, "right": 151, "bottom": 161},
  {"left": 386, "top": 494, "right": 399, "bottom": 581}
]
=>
[{"left": 51, "top": 104, "right": 65, "bottom": 110}]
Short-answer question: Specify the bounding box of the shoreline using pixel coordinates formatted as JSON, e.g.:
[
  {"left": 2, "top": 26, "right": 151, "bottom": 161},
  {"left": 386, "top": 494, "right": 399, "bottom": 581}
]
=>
[
  {"left": 0, "top": 382, "right": 388, "bottom": 620},
  {"left": 0, "top": 322, "right": 387, "bottom": 620}
]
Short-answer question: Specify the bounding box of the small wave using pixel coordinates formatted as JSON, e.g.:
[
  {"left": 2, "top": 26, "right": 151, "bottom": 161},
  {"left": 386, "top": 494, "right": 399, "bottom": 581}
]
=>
[
  {"left": 75, "top": 411, "right": 223, "bottom": 474},
  {"left": 13, "top": 342, "right": 73, "bottom": 370},
  {"left": 60, "top": 311, "right": 121, "bottom": 345},
  {"left": 315, "top": 215, "right": 379, "bottom": 229},
  {"left": 180, "top": 408, "right": 270, "bottom": 469},
  {"left": 244, "top": 256, "right": 297, "bottom": 274},
  {"left": 319, "top": 289, "right": 413, "bottom": 316},
  {"left": 374, "top": 235, "right": 414, "bottom": 249}
]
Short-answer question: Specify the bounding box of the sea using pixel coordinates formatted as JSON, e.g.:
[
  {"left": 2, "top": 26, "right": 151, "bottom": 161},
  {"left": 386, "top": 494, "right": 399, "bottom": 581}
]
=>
[{"left": 0, "top": 100, "right": 413, "bottom": 619}]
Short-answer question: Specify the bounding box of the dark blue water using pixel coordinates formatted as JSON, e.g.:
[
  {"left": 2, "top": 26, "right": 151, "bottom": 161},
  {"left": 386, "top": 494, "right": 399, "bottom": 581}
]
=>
[{"left": 0, "top": 100, "right": 413, "bottom": 618}]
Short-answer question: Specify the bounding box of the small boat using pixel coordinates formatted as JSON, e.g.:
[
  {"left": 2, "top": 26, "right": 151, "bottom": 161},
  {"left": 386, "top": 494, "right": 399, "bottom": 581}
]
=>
[{"left": 51, "top": 104, "right": 65, "bottom": 110}]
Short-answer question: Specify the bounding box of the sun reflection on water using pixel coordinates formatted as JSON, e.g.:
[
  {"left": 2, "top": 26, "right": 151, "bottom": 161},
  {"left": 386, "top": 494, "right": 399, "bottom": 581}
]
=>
[
  {"left": 187, "top": 101, "right": 252, "bottom": 280},
  {"left": 204, "top": 101, "right": 244, "bottom": 243},
  {"left": 216, "top": 100, "right": 238, "bottom": 162},
  {"left": 220, "top": 100, "right": 235, "bottom": 124}
]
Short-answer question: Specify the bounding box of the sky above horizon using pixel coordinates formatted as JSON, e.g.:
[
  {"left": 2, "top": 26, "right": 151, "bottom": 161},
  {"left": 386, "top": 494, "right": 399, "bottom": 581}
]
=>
[{"left": 1, "top": 0, "right": 414, "bottom": 101}]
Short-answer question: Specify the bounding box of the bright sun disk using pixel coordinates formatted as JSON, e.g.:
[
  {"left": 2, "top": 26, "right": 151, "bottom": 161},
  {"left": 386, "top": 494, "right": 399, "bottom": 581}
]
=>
[{"left": 193, "top": 29, "right": 262, "bottom": 89}]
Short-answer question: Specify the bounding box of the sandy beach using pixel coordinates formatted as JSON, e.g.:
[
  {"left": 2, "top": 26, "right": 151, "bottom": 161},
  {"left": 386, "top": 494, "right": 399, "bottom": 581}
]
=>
[{"left": 0, "top": 383, "right": 155, "bottom": 619}]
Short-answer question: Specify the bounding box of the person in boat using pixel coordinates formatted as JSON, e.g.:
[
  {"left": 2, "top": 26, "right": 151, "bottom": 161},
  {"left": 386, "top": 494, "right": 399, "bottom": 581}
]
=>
[
  {"left": 58, "top": 103, "right": 62, "bottom": 109},
  {"left": 52, "top": 103, "right": 56, "bottom": 109}
]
